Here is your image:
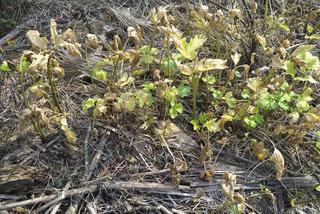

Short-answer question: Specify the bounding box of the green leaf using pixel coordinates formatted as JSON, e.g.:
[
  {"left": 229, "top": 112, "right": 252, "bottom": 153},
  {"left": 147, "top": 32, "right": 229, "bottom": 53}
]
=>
[
  {"left": 283, "top": 61, "right": 295, "bottom": 77},
  {"left": 178, "top": 83, "right": 192, "bottom": 97},
  {"left": 191, "top": 119, "right": 200, "bottom": 130},
  {"left": 0, "top": 61, "right": 11, "bottom": 71},
  {"left": 247, "top": 77, "right": 262, "bottom": 92},
  {"left": 211, "top": 88, "right": 223, "bottom": 99},
  {"left": 169, "top": 103, "right": 183, "bottom": 119},
  {"left": 204, "top": 119, "right": 221, "bottom": 132},
  {"left": 202, "top": 75, "right": 216, "bottom": 84},
  {"left": 278, "top": 21, "right": 290, "bottom": 32},
  {"left": 166, "top": 87, "right": 179, "bottom": 105},
  {"left": 198, "top": 112, "right": 209, "bottom": 124},
  {"left": 296, "top": 51, "right": 320, "bottom": 70},
  {"left": 173, "top": 34, "right": 206, "bottom": 60},
  {"left": 161, "top": 58, "right": 177, "bottom": 75},
  {"left": 291, "top": 45, "right": 315, "bottom": 57},
  {"left": 295, "top": 75, "right": 318, "bottom": 84},
  {"left": 244, "top": 116, "right": 257, "bottom": 128},
  {"left": 229, "top": 202, "right": 238, "bottom": 214},
  {"left": 94, "top": 70, "right": 107, "bottom": 81},
  {"left": 82, "top": 98, "right": 96, "bottom": 112},
  {"left": 244, "top": 114, "right": 264, "bottom": 128},
  {"left": 17, "top": 55, "right": 30, "bottom": 72},
  {"left": 241, "top": 89, "right": 251, "bottom": 99},
  {"left": 315, "top": 141, "right": 320, "bottom": 154},
  {"left": 142, "top": 82, "right": 155, "bottom": 91}
]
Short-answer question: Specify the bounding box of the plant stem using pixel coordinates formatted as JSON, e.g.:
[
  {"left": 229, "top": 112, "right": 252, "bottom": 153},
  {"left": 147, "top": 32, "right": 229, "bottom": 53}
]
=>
[
  {"left": 47, "top": 53, "right": 63, "bottom": 113},
  {"left": 18, "top": 63, "right": 45, "bottom": 142}
]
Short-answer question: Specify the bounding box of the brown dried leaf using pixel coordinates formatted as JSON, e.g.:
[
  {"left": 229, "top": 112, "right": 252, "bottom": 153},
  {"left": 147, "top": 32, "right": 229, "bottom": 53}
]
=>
[
  {"left": 86, "top": 34, "right": 100, "bottom": 49},
  {"left": 269, "top": 148, "right": 285, "bottom": 180}
]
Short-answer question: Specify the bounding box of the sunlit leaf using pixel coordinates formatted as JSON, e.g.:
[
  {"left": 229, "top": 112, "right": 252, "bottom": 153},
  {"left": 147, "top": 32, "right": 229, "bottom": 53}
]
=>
[
  {"left": 94, "top": 70, "right": 107, "bottom": 81},
  {"left": 26, "top": 30, "right": 48, "bottom": 50},
  {"left": 231, "top": 52, "right": 241, "bottom": 66},
  {"left": 204, "top": 119, "right": 221, "bottom": 132},
  {"left": 169, "top": 103, "right": 183, "bottom": 119},
  {"left": 0, "top": 61, "right": 11, "bottom": 71},
  {"left": 278, "top": 21, "right": 290, "bottom": 32},
  {"left": 173, "top": 34, "right": 206, "bottom": 60},
  {"left": 291, "top": 45, "right": 315, "bottom": 57},
  {"left": 82, "top": 98, "right": 95, "bottom": 112},
  {"left": 269, "top": 148, "right": 285, "bottom": 180},
  {"left": 282, "top": 60, "right": 295, "bottom": 77},
  {"left": 295, "top": 75, "right": 318, "bottom": 83},
  {"left": 255, "top": 33, "right": 266, "bottom": 49},
  {"left": 196, "top": 58, "right": 228, "bottom": 71},
  {"left": 176, "top": 61, "right": 193, "bottom": 76}
]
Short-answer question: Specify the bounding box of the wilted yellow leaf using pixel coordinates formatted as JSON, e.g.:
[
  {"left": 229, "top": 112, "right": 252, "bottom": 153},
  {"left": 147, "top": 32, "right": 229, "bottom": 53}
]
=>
[
  {"left": 196, "top": 58, "right": 228, "bottom": 71},
  {"left": 26, "top": 30, "right": 48, "bottom": 50},
  {"left": 269, "top": 148, "right": 285, "bottom": 180},
  {"left": 176, "top": 61, "right": 193, "bottom": 76},
  {"left": 50, "top": 19, "right": 64, "bottom": 46},
  {"left": 50, "top": 19, "right": 81, "bottom": 57},
  {"left": 255, "top": 33, "right": 266, "bottom": 50},
  {"left": 86, "top": 34, "right": 100, "bottom": 49}
]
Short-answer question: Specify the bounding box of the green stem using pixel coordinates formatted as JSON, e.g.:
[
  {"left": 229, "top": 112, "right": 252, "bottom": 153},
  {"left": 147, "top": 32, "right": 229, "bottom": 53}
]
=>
[{"left": 192, "top": 75, "right": 200, "bottom": 117}]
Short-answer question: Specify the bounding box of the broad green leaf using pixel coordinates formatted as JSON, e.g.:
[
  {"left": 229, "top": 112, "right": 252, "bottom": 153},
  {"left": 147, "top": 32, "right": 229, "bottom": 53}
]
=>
[
  {"left": 82, "top": 98, "right": 96, "bottom": 111},
  {"left": 191, "top": 119, "right": 200, "bottom": 130},
  {"left": 247, "top": 77, "right": 262, "bottom": 92},
  {"left": 315, "top": 141, "right": 320, "bottom": 154},
  {"left": 244, "top": 116, "right": 257, "bottom": 128},
  {"left": 0, "top": 61, "right": 11, "bottom": 71},
  {"left": 241, "top": 89, "right": 251, "bottom": 99},
  {"left": 296, "top": 51, "right": 320, "bottom": 70},
  {"left": 135, "top": 90, "right": 151, "bottom": 108},
  {"left": 173, "top": 34, "right": 206, "bottom": 60},
  {"left": 291, "top": 45, "right": 315, "bottom": 57},
  {"left": 166, "top": 87, "right": 179, "bottom": 105},
  {"left": 161, "top": 58, "right": 177, "bottom": 75},
  {"left": 278, "top": 21, "right": 290, "bottom": 32},
  {"left": 169, "top": 103, "right": 183, "bottom": 119},
  {"left": 178, "top": 83, "right": 192, "bottom": 97},
  {"left": 199, "top": 112, "right": 209, "bottom": 124},
  {"left": 204, "top": 119, "right": 221, "bottom": 132},
  {"left": 94, "top": 70, "right": 107, "bottom": 81},
  {"left": 17, "top": 55, "right": 30, "bottom": 72},
  {"left": 202, "top": 75, "right": 216, "bottom": 84},
  {"left": 283, "top": 60, "right": 295, "bottom": 77},
  {"left": 196, "top": 58, "right": 228, "bottom": 71}
]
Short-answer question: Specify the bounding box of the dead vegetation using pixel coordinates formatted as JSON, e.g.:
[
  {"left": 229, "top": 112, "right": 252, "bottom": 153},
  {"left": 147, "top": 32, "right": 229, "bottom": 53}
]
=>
[{"left": 0, "top": 0, "right": 320, "bottom": 213}]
